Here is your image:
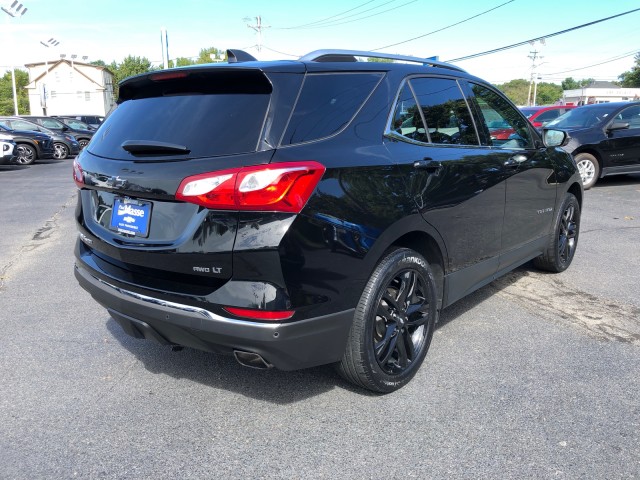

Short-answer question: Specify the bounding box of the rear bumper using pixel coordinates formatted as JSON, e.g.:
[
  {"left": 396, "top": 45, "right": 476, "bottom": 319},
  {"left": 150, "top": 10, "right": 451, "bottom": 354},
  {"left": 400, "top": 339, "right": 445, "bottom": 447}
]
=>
[{"left": 74, "top": 263, "right": 354, "bottom": 370}]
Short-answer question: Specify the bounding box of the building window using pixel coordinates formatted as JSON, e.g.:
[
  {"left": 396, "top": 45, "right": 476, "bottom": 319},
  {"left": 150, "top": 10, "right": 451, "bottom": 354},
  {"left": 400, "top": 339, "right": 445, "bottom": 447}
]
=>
[
  {"left": 51, "top": 91, "right": 57, "bottom": 99},
  {"left": 77, "top": 91, "right": 83, "bottom": 99},
  {"left": 85, "top": 91, "right": 91, "bottom": 101}
]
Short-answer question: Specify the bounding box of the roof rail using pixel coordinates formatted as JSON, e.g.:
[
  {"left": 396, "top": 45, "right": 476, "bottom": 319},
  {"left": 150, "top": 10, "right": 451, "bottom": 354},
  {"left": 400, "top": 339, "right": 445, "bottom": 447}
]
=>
[{"left": 299, "top": 49, "right": 466, "bottom": 72}]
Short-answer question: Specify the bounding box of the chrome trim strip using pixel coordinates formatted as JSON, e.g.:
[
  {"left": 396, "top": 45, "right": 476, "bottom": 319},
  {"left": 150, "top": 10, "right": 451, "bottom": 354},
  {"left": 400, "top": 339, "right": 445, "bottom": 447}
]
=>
[{"left": 87, "top": 271, "right": 280, "bottom": 330}]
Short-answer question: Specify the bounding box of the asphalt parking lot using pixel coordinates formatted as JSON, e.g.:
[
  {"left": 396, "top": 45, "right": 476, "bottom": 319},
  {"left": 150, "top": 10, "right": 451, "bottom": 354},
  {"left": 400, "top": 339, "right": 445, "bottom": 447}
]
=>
[{"left": 1, "top": 160, "right": 639, "bottom": 478}]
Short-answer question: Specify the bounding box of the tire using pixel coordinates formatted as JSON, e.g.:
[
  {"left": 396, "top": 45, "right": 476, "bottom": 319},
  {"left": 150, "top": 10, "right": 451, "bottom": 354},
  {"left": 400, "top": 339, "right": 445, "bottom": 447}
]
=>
[
  {"left": 534, "top": 193, "right": 580, "bottom": 273},
  {"left": 16, "top": 144, "right": 36, "bottom": 165},
  {"left": 574, "top": 153, "right": 599, "bottom": 190},
  {"left": 337, "top": 248, "right": 438, "bottom": 393},
  {"left": 53, "top": 142, "right": 69, "bottom": 160},
  {"left": 78, "top": 138, "right": 90, "bottom": 149}
]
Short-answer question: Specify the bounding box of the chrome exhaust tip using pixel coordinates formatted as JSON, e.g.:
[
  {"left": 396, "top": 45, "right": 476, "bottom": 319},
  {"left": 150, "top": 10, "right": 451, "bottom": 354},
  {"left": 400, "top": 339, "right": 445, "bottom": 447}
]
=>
[{"left": 233, "top": 350, "right": 273, "bottom": 370}]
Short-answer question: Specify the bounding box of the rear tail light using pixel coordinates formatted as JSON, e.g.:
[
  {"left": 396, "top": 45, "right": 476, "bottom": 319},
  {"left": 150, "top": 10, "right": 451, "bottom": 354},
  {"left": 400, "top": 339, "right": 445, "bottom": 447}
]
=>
[
  {"left": 223, "top": 306, "right": 294, "bottom": 321},
  {"left": 176, "top": 161, "right": 325, "bottom": 213},
  {"left": 73, "top": 159, "right": 84, "bottom": 187}
]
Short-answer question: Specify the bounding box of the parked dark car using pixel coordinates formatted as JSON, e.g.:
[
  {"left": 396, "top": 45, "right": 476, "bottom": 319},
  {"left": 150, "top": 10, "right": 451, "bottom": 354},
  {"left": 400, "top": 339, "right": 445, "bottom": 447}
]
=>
[
  {"left": 73, "top": 49, "right": 583, "bottom": 392},
  {"left": 0, "top": 117, "right": 80, "bottom": 160},
  {"left": 545, "top": 101, "right": 640, "bottom": 189},
  {"left": 0, "top": 134, "right": 18, "bottom": 165},
  {"left": 59, "top": 115, "right": 104, "bottom": 129},
  {"left": 55, "top": 117, "right": 97, "bottom": 132},
  {"left": 0, "top": 124, "right": 55, "bottom": 165},
  {"left": 21, "top": 115, "right": 95, "bottom": 149},
  {"left": 520, "top": 105, "right": 576, "bottom": 128}
]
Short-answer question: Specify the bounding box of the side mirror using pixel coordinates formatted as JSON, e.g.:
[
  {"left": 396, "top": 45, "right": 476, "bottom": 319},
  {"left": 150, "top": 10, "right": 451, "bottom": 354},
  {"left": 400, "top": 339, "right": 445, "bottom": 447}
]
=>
[
  {"left": 607, "top": 121, "right": 629, "bottom": 132},
  {"left": 61, "top": 125, "right": 69, "bottom": 132},
  {"left": 542, "top": 128, "right": 567, "bottom": 147}
]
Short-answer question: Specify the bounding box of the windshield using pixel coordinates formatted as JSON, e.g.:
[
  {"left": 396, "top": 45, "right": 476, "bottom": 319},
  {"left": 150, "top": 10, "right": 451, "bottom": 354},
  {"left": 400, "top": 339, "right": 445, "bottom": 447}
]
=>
[
  {"left": 546, "top": 105, "right": 616, "bottom": 129},
  {"left": 519, "top": 108, "right": 539, "bottom": 118}
]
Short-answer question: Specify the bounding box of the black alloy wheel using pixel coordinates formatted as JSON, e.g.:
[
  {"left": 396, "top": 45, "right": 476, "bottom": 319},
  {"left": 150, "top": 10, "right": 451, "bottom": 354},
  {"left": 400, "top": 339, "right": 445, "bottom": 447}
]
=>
[
  {"left": 374, "top": 269, "right": 431, "bottom": 374},
  {"left": 78, "top": 139, "right": 90, "bottom": 149},
  {"left": 534, "top": 193, "right": 580, "bottom": 273},
  {"left": 338, "top": 248, "right": 438, "bottom": 393},
  {"left": 557, "top": 200, "right": 578, "bottom": 265}
]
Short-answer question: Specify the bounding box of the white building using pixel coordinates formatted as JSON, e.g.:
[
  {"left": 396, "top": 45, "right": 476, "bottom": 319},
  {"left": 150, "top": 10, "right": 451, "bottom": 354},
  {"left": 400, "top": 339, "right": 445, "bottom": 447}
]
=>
[
  {"left": 563, "top": 81, "right": 640, "bottom": 106},
  {"left": 24, "top": 59, "right": 116, "bottom": 116}
]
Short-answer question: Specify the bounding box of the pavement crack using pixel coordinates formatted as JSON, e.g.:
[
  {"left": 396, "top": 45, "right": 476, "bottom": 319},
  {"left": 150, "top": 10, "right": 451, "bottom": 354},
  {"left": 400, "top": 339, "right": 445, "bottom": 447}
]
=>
[
  {"left": 0, "top": 194, "right": 76, "bottom": 290},
  {"left": 492, "top": 269, "right": 640, "bottom": 346}
]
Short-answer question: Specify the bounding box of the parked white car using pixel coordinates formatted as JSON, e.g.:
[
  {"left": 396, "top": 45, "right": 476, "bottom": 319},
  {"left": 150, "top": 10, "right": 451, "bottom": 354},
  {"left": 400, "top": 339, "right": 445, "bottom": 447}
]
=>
[{"left": 0, "top": 134, "right": 18, "bottom": 165}]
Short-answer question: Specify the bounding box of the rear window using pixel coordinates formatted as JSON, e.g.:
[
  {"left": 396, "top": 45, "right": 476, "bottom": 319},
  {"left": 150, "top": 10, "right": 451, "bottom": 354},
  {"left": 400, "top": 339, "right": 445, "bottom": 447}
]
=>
[
  {"left": 88, "top": 69, "right": 272, "bottom": 160},
  {"left": 281, "top": 73, "right": 383, "bottom": 145}
]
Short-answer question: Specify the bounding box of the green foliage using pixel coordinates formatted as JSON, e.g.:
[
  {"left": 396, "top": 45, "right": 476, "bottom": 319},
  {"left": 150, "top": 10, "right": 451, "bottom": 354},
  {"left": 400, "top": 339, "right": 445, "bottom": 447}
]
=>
[
  {"left": 618, "top": 52, "right": 640, "bottom": 87},
  {"left": 494, "top": 79, "right": 530, "bottom": 105},
  {"left": 195, "top": 47, "right": 226, "bottom": 64},
  {"left": 90, "top": 60, "right": 108, "bottom": 68},
  {"left": 534, "top": 82, "right": 563, "bottom": 105},
  {"left": 0, "top": 69, "right": 30, "bottom": 115},
  {"left": 367, "top": 57, "right": 394, "bottom": 63},
  {"left": 561, "top": 77, "right": 594, "bottom": 90},
  {"left": 495, "top": 78, "right": 562, "bottom": 106},
  {"left": 170, "top": 57, "right": 196, "bottom": 68}
]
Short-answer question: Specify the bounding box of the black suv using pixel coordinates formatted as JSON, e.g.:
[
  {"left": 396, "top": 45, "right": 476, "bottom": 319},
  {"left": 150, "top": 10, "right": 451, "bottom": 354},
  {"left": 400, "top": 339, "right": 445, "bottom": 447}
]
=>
[
  {"left": 0, "top": 124, "right": 55, "bottom": 165},
  {"left": 545, "top": 101, "right": 640, "bottom": 189},
  {"left": 21, "top": 115, "right": 95, "bottom": 149},
  {"left": 73, "top": 49, "right": 583, "bottom": 392}
]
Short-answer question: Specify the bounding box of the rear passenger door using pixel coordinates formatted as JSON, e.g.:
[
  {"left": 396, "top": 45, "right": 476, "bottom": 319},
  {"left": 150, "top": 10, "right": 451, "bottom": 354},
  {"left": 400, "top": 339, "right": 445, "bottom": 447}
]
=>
[
  {"left": 385, "top": 76, "right": 507, "bottom": 296},
  {"left": 464, "top": 82, "right": 558, "bottom": 270}
]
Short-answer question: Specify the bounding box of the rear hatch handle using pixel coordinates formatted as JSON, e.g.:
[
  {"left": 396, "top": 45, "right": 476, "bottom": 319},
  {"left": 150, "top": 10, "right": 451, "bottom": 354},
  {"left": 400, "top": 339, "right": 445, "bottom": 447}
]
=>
[{"left": 121, "top": 140, "right": 190, "bottom": 155}]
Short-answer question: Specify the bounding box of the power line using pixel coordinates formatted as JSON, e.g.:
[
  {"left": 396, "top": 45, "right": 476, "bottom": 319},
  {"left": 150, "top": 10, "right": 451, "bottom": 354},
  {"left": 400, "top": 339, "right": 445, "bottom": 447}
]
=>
[
  {"left": 278, "top": 0, "right": 379, "bottom": 29},
  {"left": 279, "top": 0, "right": 398, "bottom": 29},
  {"left": 372, "top": 0, "right": 515, "bottom": 51},
  {"left": 446, "top": 7, "right": 640, "bottom": 62},
  {"left": 542, "top": 49, "right": 639, "bottom": 76},
  {"left": 289, "top": 0, "right": 418, "bottom": 29}
]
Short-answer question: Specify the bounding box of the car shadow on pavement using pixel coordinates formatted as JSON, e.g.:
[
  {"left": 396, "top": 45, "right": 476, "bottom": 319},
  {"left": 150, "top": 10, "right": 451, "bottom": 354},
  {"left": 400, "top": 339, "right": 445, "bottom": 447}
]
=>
[
  {"left": 0, "top": 165, "right": 30, "bottom": 171},
  {"left": 103, "top": 267, "right": 534, "bottom": 402},
  {"left": 105, "top": 317, "right": 371, "bottom": 402},
  {"left": 593, "top": 173, "right": 640, "bottom": 188}
]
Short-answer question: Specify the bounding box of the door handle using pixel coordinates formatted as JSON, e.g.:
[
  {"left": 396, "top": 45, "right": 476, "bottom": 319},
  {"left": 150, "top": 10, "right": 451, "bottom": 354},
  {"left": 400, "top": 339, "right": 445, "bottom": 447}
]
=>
[
  {"left": 413, "top": 158, "right": 442, "bottom": 173},
  {"left": 504, "top": 154, "right": 528, "bottom": 167}
]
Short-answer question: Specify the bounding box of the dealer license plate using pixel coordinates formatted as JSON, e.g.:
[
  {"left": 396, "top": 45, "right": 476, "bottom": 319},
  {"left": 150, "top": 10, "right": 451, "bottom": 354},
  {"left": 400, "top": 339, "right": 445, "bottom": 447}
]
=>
[{"left": 110, "top": 197, "right": 152, "bottom": 237}]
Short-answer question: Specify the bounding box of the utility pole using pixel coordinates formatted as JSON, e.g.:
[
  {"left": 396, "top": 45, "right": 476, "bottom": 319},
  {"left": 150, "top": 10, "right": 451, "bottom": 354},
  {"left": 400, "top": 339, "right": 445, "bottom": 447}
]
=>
[
  {"left": 2, "top": 1, "right": 28, "bottom": 115},
  {"left": 527, "top": 50, "right": 543, "bottom": 107},
  {"left": 246, "top": 16, "right": 270, "bottom": 53}
]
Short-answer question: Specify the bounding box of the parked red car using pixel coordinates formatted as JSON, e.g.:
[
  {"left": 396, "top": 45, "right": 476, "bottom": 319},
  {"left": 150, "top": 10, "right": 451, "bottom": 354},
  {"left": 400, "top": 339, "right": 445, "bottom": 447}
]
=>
[{"left": 520, "top": 105, "right": 576, "bottom": 128}]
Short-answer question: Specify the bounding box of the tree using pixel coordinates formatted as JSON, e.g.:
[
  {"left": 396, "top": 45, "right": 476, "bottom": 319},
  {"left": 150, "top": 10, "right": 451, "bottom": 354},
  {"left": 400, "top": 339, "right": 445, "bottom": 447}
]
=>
[
  {"left": 108, "top": 55, "right": 156, "bottom": 98},
  {"left": 170, "top": 57, "right": 196, "bottom": 68},
  {"left": 0, "top": 69, "right": 30, "bottom": 116},
  {"left": 90, "top": 60, "right": 108, "bottom": 68},
  {"left": 618, "top": 52, "right": 640, "bottom": 87},
  {"left": 561, "top": 77, "right": 594, "bottom": 90},
  {"left": 495, "top": 79, "right": 529, "bottom": 105},
  {"left": 195, "top": 47, "right": 226, "bottom": 64},
  {"left": 534, "top": 82, "right": 563, "bottom": 105}
]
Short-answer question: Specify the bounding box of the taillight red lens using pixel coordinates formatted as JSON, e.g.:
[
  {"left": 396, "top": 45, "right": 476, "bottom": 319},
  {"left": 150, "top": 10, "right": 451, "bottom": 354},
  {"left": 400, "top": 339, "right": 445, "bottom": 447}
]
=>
[
  {"left": 176, "top": 161, "right": 325, "bottom": 213},
  {"left": 223, "top": 306, "right": 294, "bottom": 321},
  {"left": 73, "top": 159, "right": 84, "bottom": 188}
]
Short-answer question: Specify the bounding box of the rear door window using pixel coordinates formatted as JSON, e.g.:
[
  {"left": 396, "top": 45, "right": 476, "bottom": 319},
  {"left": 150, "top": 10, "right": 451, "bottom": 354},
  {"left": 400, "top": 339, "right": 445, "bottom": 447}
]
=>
[{"left": 281, "top": 73, "right": 383, "bottom": 145}]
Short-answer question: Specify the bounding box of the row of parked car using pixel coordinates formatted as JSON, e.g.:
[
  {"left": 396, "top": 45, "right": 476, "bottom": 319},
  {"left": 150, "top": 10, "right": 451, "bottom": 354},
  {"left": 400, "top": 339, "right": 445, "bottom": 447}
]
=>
[{"left": 0, "top": 115, "right": 103, "bottom": 166}]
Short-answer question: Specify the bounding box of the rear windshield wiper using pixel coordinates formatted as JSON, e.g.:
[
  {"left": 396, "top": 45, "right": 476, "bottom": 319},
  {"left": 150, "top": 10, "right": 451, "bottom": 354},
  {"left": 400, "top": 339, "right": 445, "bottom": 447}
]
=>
[{"left": 121, "top": 140, "right": 190, "bottom": 155}]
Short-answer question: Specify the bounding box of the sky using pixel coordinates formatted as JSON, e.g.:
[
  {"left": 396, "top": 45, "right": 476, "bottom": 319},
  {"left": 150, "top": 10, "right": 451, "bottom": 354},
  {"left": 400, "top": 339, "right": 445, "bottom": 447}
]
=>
[{"left": 2, "top": 0, "right": 640, "bottom": 85}]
